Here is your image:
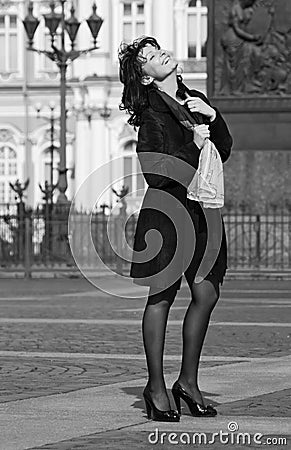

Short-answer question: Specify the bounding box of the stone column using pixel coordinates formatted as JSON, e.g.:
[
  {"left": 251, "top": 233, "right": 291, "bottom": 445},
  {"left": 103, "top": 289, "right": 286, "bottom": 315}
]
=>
[
  {"left": 152, "top": 0, "right": 174, "bottom": 50},
  {"left": 90, "top": 115, "right": 110, "bottom": 208},
  {"left": 174, "top": 0, "right": 188, "bottom": 60},
  {"left": 74, "top": 116, "right": 93, "bottom": 210}
]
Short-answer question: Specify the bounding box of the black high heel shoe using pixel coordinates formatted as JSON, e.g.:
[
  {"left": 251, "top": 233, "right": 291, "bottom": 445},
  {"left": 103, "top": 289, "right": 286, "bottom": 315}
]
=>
[
  {"left": 171, "top": 381, "right": 217, "bottom": 417},
  {"left": 143, "top": 386, "right": 180, "bottom": 422}
]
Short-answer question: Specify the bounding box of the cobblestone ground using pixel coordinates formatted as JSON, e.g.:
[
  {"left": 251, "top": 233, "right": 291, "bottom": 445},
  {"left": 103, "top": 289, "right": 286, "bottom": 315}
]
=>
[{"left": 0, "top": 277, "right": 290, "bottom": 449}]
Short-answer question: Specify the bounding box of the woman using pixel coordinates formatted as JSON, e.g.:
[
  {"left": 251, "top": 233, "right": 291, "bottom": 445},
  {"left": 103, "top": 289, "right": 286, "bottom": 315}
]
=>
[{"left": 118, "top": 36, "right": 233, "bottom": 422}]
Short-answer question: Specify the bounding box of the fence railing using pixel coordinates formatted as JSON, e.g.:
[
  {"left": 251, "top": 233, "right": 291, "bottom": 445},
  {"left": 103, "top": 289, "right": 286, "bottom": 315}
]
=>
[
  {"left": 0, "top": 203, "right": 290, "bottom": 275},
  {"left": 222, "top": 203, "right": 291, "bottom": 270}
]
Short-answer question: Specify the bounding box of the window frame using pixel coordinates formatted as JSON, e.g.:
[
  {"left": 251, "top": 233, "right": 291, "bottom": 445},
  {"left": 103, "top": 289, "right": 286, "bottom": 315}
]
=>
[
  {"left": 43, "top": 146, "right": 60, "bottom": 186},
  {"left": 186, "top": 0, "right": 208, "bottom": 61},
  {"left": 111, "top": 0, "right": 152, "bottom": 64},
  {"left": 0, "top": 144, "right": 19, "bottom": 203},
  {"left": 121, "top": 0, "right": 146, "bottom": 43},
  {"left": 0, "top": 9, "right": 23, "bottom": 79}
]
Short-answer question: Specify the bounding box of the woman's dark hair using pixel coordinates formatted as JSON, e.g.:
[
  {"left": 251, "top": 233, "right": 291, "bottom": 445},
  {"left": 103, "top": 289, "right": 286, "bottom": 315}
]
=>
[{"left": 118, "top": 36, "right": 160, "bottom": 128}]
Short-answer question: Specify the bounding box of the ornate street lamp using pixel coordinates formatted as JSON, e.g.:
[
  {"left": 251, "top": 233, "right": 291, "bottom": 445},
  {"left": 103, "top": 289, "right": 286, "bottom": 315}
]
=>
[
  {"left": 22, "top": 1, "right": 40, "bottom": 48},
  {"left": 23, "top": 1, "right": 104, "bottom": 203}
]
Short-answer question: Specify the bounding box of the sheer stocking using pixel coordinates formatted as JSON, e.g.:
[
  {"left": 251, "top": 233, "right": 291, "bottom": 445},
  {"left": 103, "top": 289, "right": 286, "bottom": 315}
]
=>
[
  {"left": 142, "top": 282, "right": 179, "bottom": 410},
  {"left": 177, "top": 273, "right": 220, "bottom": 405}
]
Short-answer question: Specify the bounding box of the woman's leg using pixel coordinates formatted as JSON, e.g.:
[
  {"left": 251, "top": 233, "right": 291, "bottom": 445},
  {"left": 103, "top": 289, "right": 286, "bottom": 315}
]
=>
[
  {"left": 176, "top": 273, "right": 220, "bottom": 404},
  {"left": 142, "top": 282, "right": 179, "bottom": 410}
]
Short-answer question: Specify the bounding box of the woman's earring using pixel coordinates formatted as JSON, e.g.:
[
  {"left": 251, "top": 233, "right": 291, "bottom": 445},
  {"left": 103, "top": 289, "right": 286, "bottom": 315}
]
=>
[
  {"left": 176, "top": 65, "right": 183, "bottom": 77},
  {"left": 141, "top": 75, "right": 154, "bottom": 85}
]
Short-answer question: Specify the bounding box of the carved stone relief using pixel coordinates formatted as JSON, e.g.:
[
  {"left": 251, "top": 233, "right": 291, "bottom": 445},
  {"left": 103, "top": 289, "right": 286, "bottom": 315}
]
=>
[
  {"left": 215, "top": 0, "right": 291, "bottom": 96},
  {"left": 0, "top": 129, "right": 15, "bottom": 144}
]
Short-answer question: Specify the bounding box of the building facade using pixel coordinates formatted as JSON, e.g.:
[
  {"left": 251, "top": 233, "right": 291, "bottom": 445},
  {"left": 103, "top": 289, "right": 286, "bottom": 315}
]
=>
[{"left": 0, "top": 0, "right": 208, "bottom": 212}]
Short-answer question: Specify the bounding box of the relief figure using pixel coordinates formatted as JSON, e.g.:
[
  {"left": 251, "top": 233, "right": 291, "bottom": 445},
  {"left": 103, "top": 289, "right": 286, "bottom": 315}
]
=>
[{"left": 220, "top": 0, "right": 262, "bottom": 95}]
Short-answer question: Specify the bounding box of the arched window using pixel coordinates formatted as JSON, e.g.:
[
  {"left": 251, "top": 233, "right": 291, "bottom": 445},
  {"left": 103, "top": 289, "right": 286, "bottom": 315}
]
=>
[
  {"left": 123, "top": 141, "right": 145, "bottom": 196},
  {"left": 43, "top": 147, "right": 60, "bottom": 186},
  {"left": 0, "top": 145, "right": 18, "bottom": 203},
  {"left": 187, "top": 0, "right": 208, "bottom": 59}
]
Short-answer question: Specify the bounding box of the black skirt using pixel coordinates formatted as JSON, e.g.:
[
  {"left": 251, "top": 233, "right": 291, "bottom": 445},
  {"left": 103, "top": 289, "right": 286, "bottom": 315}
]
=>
[{"left": 130, "top": 198, "right": 227, "bottom": 290}]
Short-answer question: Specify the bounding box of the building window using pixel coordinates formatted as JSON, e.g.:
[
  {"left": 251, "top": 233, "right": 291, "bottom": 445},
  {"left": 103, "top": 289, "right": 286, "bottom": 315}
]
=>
[
  {"left": 35, "top": 27, "right": 61, "bottom": 77},
  {"left": 43, "top": 147, "right": 59, "bottom": 186},
  {"left": 122, "top": 1, "right": 145, "bottom": 42},
  {"left": 123, "top": 141, "right": 144, "bottom": 196},
  {"left": 0, "top": 145, "right": 18, "bottom": 203},
  {"left": 187, "top": 0, "right": 207, "bottom": 60},
  {"left": 0, "top": 14, "right": 19, "bottom": 74},
  {"left": 34, "top": 3, "right": 66, "bottom": 79},
  {"left": 0, "top": 182, "right": 5, "bottom": 203},
  {"left": 44, "top": 159, "right": 58, "bottom": 185}
]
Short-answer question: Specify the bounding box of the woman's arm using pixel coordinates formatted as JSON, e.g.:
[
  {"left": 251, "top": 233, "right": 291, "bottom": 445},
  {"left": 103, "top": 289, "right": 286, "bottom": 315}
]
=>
[{"left": 137, "top": 109, "right": 196, "bottom": 189}]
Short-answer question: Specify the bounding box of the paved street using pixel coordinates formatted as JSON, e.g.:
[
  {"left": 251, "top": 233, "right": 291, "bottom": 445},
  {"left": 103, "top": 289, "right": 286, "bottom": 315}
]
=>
[{"left": 0, "top": 276, "right": 290, "bottom": 449}]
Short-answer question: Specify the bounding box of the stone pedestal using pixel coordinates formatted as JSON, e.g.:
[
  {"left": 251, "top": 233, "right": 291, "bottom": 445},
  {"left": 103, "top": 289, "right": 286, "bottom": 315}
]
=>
[{"left": 207, "top": 0, "right": 291, "bottom": 208}]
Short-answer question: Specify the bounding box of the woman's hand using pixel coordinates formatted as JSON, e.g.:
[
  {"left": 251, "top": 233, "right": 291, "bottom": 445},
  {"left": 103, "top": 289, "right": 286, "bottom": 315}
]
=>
[
  {"left": 193, "top": 124, "right": 210, "bottom": 149},
  {"left": 185, "top": 97, "right": 216, "bottom": 121}
]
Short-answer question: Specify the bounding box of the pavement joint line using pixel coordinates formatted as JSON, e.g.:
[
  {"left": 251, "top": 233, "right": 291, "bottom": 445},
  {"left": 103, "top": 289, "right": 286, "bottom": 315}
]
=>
[
  {"left": 1, "top": 351, "right": 290, "bottom": 362},
  {"left": 0, "top": 297, "right": 54, "bottom": 301},
  {"left": 121, "top": 304, "right": 291, "bottom": 312},
  {"left": 221, "top": 289, "right": 291, "bottom": 294},
  {"left": 0, "top": 318, "right": 290, "bottom": 326},
  {"left": 0, "top": 295, "right": 290, "bottom": 302},
  {"left": 221, "top": 298, "right": 291, "bottom": 303},
  {"left": 58, "top": 289, "right": 291, "bottom": 298}
]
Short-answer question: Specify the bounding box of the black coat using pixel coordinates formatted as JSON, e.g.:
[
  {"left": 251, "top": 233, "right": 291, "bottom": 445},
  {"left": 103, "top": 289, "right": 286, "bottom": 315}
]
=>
[{"left": 130, "top": 84, "right": 233, "bottom": 289}]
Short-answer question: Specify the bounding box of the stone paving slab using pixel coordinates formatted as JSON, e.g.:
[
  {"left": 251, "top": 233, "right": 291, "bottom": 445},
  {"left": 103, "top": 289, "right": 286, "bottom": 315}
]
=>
[
  {"left": 128, "top": 415, "right": 291, "bottom": 439},
  {"left": 1, "top": 358, "right": 291, "bottom": 450},
  {"left": 0, "top": 356, "right": 231, "bottom": 403},
  {"left": 0, "top": 278, "right": 290, "bottom": 449},
  {"left": 29, "top": 430, "right": 291, "bottom": 450},
  {"left": 218, "top": 388, "right": 291, "bottom": 417}
]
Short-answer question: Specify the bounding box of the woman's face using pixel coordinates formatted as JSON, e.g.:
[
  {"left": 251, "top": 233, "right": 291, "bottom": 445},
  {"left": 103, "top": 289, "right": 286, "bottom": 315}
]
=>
[{"left": 140, "top": 44, "right": 177, "bottom": 81}]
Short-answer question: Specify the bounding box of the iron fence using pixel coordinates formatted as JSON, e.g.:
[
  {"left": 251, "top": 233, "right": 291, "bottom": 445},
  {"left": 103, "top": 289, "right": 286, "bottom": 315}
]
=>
[
  {"left": 222, "top": 204, "right": 291, "bottom": 270},
  {"left": 0, "top": 203, "right": 290, "bottom": 274}
]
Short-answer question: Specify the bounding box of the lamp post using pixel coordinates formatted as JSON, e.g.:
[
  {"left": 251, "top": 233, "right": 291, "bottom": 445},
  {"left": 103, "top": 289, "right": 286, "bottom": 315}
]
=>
[
  {"left": 23, "top": 0, "right": 104, "bottom": 203},
  {"left": 35, "top": 102, "right": 59, "bottom": 203}
]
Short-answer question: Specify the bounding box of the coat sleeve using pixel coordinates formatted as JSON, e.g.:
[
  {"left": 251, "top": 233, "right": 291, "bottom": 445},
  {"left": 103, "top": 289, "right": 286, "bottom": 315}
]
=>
[
  {"left": 190, "top": 90, "right": 233, "bottom": 163},
  {"left": 208, "top": 108, "right": 233, "bottom": 163},
  {"left": 137, "top": 109, "right": 196, "bottom": 189}
]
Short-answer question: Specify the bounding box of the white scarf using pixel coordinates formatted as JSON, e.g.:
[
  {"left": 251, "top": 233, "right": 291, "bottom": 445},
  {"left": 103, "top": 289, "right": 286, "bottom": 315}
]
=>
[{"left": 187, "top": 138, "right": 224, "bottom": 208}]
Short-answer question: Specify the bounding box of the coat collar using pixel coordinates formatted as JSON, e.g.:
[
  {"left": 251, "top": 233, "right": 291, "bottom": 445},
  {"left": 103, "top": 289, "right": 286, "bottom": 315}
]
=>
[
  {"left": 148, "top": 82, "right": 191, "bottom": 111},
  {"left": 148, "top": 86, "right": 170, "bottom": 112},
  {"left": 148, "top": 84, "right": 203, "bottom": 124}
]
